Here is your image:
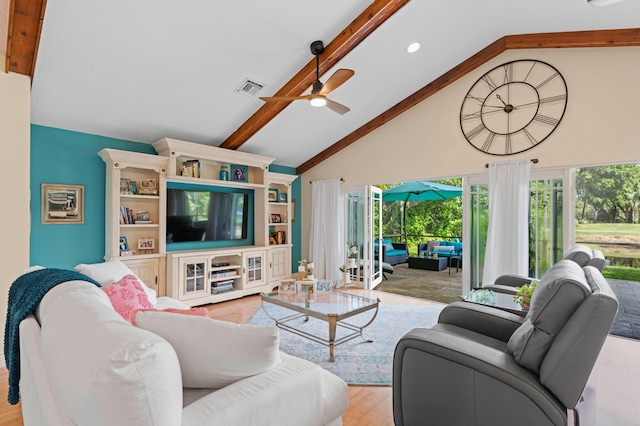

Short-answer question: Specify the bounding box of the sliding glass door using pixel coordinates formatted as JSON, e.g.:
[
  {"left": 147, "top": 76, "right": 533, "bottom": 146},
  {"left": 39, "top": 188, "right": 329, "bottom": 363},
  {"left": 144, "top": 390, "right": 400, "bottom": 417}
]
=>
[{"left": 467, "top": 173, "right": 564, "bottom": 288}]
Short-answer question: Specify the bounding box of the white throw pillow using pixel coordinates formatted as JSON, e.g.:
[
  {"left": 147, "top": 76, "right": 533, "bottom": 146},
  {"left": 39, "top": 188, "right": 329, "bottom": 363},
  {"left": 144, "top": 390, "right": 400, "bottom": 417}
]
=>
[
  {"left": 75, "top": 259, "right": 157, "bottom": 304},
  {"left": 134, "top": 310, "right": 281, "bottom": 388}
]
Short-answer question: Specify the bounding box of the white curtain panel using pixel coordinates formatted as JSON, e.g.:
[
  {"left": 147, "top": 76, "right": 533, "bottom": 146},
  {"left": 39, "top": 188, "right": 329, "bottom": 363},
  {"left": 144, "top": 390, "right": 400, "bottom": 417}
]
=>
[
  {"left": 482, "top": 159, "right": 531, "bottom": 286},
  {"left": 309, "top": 179, "right": 345, "bottom": 284}
]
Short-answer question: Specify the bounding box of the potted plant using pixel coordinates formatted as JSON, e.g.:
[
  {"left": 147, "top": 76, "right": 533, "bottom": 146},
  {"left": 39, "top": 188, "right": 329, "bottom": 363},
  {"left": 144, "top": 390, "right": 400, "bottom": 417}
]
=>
[{"left": 513, "top": 280, "right": 538, "bottom": 311}]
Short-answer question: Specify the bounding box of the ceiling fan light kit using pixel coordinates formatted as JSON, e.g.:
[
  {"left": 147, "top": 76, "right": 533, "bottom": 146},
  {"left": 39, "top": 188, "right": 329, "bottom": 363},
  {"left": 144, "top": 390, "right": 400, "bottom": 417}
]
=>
[
  {"left": 310, "top": 96, "right": 327, "bottom": 107},
  {"left": 259, "top": 40, "right": 355, "bottom": 115}
]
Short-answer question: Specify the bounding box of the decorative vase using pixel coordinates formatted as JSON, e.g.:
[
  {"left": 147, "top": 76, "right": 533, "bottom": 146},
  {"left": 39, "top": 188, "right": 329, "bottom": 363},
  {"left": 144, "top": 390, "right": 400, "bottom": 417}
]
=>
[{"left": 348, "top": 258, "right": 357, "bottom": 268}]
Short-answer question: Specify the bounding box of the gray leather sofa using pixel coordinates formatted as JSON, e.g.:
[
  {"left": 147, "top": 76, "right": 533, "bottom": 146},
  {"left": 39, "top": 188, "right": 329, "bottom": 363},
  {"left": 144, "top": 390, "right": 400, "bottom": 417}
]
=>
[
  {"left": 393, "top": 259, "right": 618, "bottom": 426},
  {"left": 484, "top": 245, "right": 606, "bottom": 295}
]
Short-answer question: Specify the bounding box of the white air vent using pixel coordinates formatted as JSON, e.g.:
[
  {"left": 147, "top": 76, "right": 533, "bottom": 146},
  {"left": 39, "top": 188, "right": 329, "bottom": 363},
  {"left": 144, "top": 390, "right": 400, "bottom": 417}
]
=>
[{"left": 235, "top": 78, "right": 265, "bottom": 97}]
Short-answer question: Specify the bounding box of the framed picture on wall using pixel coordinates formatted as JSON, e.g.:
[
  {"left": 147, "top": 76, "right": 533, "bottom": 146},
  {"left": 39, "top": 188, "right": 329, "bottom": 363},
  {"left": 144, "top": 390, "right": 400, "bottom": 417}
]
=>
[{"left": 41, "top": 183, "right": 84, "bottom": 224}]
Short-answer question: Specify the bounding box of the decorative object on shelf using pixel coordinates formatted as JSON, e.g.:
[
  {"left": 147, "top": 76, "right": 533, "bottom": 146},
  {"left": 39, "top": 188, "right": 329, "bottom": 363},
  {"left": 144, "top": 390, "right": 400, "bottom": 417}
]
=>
[
  {"left": 513, "top": 279, "right": 538, "bottom": 311},
  {"left": 460, "top": 59, "right": 567, "bottom": 156},
  {"left": 119, "top": 236, "right": 129, "bottom": 252},
  {"left": 138, "top": 179, "right": 158, "bottom": 195},
  {"left": 278, "top": 279, "right": 296, "bottom": 293},
  {"left": 137, "top": 238, "right": 155, "bottom": 252},
  {"left": 181, "top": 159, "right": 201, "bottom": 178},
  {"left": 135, "top": 211, "right": 151, "bottom": 224},
  {"left": 270, "top": 213, "right": 282, "bottom": 223},
  {"left": 278, "top": 192, "right": 287, "bottom": 203},
  {"left": 315, "top": 280, "right": 333, "bottom": 292},
  {"left": 273, "top": 231, "right": 286, "bottom": 244},
  {"left": 230, "top": 164, "right": 248, "bottom": 182},
  {"left": 41, "top": 183, "right": 84, "bottom": 224},
  {"left": 219, "top": 165, "right": 229, "bottom": 181},
  {"left": 120, "top": 178, "right": 132, "bottom": 195},
  {"left": 129, "top": 181, "right": 137, "bottom": 194},
  {"left": 268, "top": 188, "right": 279, "bottom": 202}
]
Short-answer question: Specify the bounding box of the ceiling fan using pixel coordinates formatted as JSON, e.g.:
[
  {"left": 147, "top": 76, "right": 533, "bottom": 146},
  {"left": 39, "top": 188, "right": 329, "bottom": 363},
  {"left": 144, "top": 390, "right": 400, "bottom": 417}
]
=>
[{"left": 260, "top": 40, "right": 355, "bottom": 115}]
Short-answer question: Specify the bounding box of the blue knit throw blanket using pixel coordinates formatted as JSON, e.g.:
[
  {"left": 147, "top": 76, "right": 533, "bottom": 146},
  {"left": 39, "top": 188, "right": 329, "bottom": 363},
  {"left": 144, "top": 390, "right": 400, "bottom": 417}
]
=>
[{"left": 4, "top": 268, "right": 100, "bottom": 405}]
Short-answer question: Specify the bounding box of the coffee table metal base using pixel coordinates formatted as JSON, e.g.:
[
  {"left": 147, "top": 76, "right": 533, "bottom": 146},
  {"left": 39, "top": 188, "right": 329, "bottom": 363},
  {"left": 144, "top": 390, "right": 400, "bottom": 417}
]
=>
[{"left": 261, "top": 293, "right": 380, "bottom": 362}]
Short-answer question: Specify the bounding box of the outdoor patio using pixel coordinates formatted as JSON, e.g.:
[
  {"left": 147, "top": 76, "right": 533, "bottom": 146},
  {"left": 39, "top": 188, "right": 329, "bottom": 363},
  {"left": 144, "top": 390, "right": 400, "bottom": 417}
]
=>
[
  {"left": 374, "top": 262, "right": 462, "bottom": 304},
  {"left": 374, "top": 262, "right": 640, "bottom": 340}
]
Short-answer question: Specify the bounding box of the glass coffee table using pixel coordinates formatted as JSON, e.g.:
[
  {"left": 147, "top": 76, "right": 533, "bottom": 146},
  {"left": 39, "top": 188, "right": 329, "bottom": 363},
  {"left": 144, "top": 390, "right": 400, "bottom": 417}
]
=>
[
  {"left": 463, "top": 288, "right": 527, "bottom": 317},
  {"left": 261, "top": 291, "right": 379, "bottom": 361}
]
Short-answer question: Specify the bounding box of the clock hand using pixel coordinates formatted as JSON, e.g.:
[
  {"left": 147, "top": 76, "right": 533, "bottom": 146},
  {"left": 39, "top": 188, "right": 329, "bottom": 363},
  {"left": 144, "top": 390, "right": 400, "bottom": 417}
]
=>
[
  {"left": 496, "top": 94, "right": 507, "bottom": 106},
  {"left": 513, "top": 101, "right": 539, "bottom": 108}
]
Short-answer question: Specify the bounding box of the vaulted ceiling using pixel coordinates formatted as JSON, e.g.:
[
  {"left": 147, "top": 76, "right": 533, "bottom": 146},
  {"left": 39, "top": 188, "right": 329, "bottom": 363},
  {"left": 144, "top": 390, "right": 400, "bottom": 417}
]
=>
[{"left": 5, "top": 0, "right": 640, "bottom": 173}]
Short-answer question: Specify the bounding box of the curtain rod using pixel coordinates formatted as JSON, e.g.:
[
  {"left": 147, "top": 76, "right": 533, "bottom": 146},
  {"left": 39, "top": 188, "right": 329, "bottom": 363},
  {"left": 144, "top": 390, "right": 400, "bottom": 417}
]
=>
[
  {"left": 309, "top": 178, "right": 344, "bottom": 184},
  {"left": 485, "top": 158, "right": 538, "bottom": 168}
]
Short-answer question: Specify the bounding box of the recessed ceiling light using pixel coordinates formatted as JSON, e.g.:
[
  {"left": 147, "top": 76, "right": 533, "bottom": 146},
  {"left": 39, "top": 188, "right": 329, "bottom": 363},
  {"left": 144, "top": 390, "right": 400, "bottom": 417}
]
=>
[
  {"left": 587, "top": 0, "right": 625, "bottom": 6},
  {"left": 407, "top": 42, "right": 421, "bottom": 54}
]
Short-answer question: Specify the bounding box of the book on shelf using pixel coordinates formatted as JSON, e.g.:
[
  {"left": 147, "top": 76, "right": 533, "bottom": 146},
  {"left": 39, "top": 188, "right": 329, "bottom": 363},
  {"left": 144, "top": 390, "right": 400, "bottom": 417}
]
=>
[
  {"left": 212, "top": 279, "right": 234, "bottom": 287},
  {"left": 211, "top": 282, "right": 234, "bottom": 294},
  {"left": 120, "top": 206, "right": 135, "bottom": 224}
]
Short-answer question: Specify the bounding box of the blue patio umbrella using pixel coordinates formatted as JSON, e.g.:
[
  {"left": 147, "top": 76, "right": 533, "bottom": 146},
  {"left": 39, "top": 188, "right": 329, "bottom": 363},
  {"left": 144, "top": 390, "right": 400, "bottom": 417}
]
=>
[{"left": 382, "top": 181, "right": 462, "bottom": 242}]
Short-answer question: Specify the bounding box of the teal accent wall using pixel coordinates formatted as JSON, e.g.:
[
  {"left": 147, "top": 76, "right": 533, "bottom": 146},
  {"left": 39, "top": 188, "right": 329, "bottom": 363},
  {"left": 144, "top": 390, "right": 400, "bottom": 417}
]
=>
[
  {"left": 30, "top": 125, "right": 156, "bottom": 268},
  {"left": 30, "top": 125, "right": 302, "bottom": 272},
  {"left": 269, "top": 164, "right": 302, "bottom": 273}
]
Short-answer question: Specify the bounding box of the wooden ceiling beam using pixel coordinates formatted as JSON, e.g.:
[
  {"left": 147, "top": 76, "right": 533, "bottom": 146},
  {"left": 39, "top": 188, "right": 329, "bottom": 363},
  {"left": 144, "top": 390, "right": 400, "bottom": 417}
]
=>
[
  {"left": 296, "top": 28, "right": 640, "bottom": 174},
  {"left": 219, "top": 0, "right": 410, "bottom": 150},
  {"left": 5, "top": 0, "right": 47, "bottom": 77}
]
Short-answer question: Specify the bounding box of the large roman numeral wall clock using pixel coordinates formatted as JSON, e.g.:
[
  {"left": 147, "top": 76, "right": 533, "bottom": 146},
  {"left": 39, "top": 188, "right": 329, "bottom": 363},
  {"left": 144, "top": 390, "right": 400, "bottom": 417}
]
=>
[{"left": 460, "top": 59, "right": 568, "bottom": 156}]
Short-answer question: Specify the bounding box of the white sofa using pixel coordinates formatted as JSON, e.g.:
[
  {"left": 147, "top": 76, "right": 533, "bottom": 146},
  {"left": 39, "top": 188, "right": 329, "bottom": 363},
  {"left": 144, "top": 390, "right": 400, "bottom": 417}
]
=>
[{"left": 18, "top": 277, "right": 348, "bottom": 425}]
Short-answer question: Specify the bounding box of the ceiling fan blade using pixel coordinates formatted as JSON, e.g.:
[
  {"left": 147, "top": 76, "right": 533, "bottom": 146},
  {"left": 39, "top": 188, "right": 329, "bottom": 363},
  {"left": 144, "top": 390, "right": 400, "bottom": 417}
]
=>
[
  {"left": 260, "top": 95, "right": 311, "bottom": 102},
  {"left": 319, "top": 69, "right": 355, "bottom": 96},
  {"left": 325, "top": 98, "right": 351, "bottom": 115}
]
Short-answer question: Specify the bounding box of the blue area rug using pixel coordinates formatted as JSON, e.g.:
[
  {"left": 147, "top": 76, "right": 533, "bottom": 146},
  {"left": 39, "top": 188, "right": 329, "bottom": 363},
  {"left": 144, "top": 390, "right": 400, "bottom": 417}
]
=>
[{"left": 247, "top": 304, "right": 443, "bottom": 386}]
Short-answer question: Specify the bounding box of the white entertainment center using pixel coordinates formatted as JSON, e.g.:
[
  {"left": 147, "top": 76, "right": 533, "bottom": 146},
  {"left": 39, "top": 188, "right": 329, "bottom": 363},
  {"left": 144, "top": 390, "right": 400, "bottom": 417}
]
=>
[{"left": 99, "top": 138, "right": 297, "bottom": 307}]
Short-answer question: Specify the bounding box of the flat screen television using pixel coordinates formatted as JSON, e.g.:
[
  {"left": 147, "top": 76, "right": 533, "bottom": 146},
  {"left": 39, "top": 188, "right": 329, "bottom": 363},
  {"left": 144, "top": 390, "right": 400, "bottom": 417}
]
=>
[{"left": 166, "top": 186, "right": 249, "bottom": 243}]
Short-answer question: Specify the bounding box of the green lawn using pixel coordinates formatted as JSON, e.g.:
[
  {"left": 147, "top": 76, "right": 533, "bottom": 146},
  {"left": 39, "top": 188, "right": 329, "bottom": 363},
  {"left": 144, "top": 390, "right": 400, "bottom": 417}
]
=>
[{"left": 576, "top": 222, "right": 640, "bottom": 280}]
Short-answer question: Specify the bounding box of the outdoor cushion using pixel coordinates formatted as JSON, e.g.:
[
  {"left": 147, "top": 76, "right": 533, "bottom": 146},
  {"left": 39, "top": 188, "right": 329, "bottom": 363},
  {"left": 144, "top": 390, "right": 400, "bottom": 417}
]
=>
[{"left": 433, "top": 246, "right": 455, "bottom": 253}]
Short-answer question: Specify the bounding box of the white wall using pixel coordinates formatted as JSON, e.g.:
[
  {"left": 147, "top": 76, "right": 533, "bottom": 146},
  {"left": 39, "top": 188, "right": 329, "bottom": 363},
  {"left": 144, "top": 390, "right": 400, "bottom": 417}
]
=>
[
  {"left": 0, "top": 66, "right": 31, "bottom": 367},
  {"left": 300, "top": 46, "right": 640, "bottom": 260}
]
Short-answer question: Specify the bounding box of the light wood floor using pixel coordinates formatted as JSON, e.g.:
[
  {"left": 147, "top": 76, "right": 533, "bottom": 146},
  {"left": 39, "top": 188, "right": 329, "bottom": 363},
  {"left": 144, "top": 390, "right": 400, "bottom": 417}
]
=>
[{"left": 2, "top": 289, "right": 639, "bottom": 425}]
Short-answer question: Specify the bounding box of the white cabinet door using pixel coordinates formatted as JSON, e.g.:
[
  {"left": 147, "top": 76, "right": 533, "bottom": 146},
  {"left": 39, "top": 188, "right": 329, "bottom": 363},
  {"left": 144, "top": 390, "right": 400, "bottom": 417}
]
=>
[
  {"left": 178, "top": 257, "right": 209, "bottom": 301},
  {"left": 120, "top": 256, "right": 164, "bottom": 295},
  {"left": 269, "top": 246, "right": 290, "bottom": 284},
  {"left": 242, "top": 250, "right": 266, "bottom": 289}
]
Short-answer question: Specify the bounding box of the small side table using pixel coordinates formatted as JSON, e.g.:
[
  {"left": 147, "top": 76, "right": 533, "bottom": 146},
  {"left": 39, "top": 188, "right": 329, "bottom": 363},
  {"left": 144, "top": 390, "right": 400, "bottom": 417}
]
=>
[{"left": 449, "top": 256, "right": 461, "bottom": 275}]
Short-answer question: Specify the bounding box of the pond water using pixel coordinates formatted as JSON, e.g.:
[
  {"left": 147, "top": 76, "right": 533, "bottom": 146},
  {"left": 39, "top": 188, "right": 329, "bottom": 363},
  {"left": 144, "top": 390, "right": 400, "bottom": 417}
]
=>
[{"left": 607, "top": 256, "right": 640, "bottom": 268}]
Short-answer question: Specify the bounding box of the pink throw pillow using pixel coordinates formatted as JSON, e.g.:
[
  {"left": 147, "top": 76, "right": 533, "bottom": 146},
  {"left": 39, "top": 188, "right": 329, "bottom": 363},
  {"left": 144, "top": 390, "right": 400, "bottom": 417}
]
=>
[
  {"left": 130, "top": 307, "right": 209, "bottom": 326},
  {"left": 102, "top": 274, "right": 154, "bottom": 322}
]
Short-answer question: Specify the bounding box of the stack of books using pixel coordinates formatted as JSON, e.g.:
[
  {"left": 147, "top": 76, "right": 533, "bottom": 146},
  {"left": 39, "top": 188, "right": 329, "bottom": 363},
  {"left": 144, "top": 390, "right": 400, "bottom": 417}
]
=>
[{"left": 211, "top": 280, "right": 234, "bottom": 294}]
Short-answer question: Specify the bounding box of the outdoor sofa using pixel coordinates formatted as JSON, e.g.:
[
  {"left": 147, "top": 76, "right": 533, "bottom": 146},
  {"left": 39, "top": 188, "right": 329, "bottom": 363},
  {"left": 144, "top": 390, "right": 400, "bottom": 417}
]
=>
[
  {"left": 418, "top": 240, "right": 462, "bottom": 266},
  {"left": 375, "top": 239, "right": 409, "bottom": 265}
]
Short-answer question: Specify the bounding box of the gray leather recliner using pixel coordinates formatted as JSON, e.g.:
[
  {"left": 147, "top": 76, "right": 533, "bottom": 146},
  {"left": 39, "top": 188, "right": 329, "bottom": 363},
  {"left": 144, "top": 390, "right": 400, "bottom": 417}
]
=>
[
  {"left": 484, "top": 245, "right": 606, "bottom": 295},
  {"left": 393, "top": 260, "right": 618, "bottom": 426}
]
